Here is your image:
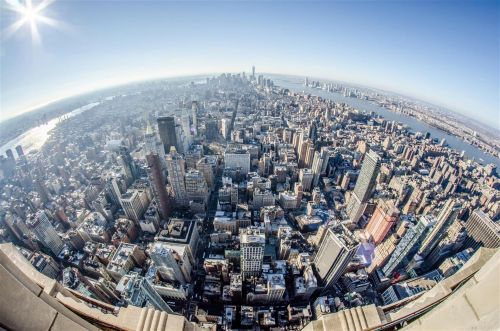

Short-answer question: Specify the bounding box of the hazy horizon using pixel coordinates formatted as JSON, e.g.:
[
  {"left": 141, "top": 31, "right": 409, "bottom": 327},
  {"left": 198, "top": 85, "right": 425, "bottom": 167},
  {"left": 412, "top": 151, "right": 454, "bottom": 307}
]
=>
[{"left": 1, "top": 1, "right": 498, "bottom": 128}]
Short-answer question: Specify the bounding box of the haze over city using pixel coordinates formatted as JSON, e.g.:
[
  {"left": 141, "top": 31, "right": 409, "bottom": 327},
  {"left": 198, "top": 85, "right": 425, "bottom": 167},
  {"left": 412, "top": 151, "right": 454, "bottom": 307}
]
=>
[
  {"left": 0, "top": 1, "right": 499, "bottom": 331},
  {"left": 1, "top": 0, "right": 498, "bottom": 127}
]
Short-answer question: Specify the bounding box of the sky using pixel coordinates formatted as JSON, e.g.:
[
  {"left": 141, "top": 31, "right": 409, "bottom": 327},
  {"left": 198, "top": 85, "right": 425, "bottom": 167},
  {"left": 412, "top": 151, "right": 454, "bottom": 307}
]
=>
[{"left": 0, "top": 0, "right": 498, "bottom": 127}]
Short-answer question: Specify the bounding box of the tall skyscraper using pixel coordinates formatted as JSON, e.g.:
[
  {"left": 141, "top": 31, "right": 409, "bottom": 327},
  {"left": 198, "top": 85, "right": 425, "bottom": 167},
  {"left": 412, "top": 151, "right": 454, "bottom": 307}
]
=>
[
  {"left": 365, "top": 199, "right": 400, "bottom": 245},
  {"left": 418, "top": 199, "right": 461, "bottom": 258},
  {"left": 144, "top": 122, "right": 165, "bottom": 160},
  {"left": 146, "top": 153, "right": 171, "bottom": 220},
  {"left": 191, "top": 101, "right": 199, "bottom": 136},
  {"left": 345, "top": 150, "right": 381, "bottom": 224},
  {"left": 311, "top": 148, "right": 329, "bottom": 187},
  {"left": 149, "top": 242, "right": 188, "bottom": 284},
  {"left": 205, "top": 119, "right": 218, "bottom": 142},
  {"left": 5, "top": 149, "right": 14, "bottom": 160},
  {"left": 157, "top": 116, "right": 178, "bottom": 153},
  {"left": 165, "top": 148, "right": 188, "bottom": 206},
  {"left": 240, "top": 226, "right": 265, "bottom": 278},
  {"left": 27, "top": 210, "right": 64, "bottom": 256},
  {"left": 313, "top": 224, "right": 359, "bottom": 289},
  {"left": 196, "top": 157, "right": 215, "bottom": 190},
  {"left": 15, "top": 145, "right": 24, "bottom": 158},
  {"left": 382, "top": 215, "right": 436, "bottom": 277},
  {"left": 464, "top": 209, "right": 500, "bottom": 250},
  {"left": 118, "top": 146, "right": 138, "bottom": 184},
  {"left": 252, "top": 65, "right": 255, "bottom": 79},
  {"left": 116, "top": 272, "right": 173, "bottom": 313}
]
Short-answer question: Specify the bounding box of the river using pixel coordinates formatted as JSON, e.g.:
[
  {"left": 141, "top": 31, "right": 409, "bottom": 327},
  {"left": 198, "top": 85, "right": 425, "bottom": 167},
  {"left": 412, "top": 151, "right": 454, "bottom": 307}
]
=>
[
  {"left": 269, "top": 75, "right": 500, "bottom": 168},
  {"left": 1, "top": 76, "right": 498, "bottom": 169},
  {"left": 0, "top": 102, "right": 101, "bottom": 156}
]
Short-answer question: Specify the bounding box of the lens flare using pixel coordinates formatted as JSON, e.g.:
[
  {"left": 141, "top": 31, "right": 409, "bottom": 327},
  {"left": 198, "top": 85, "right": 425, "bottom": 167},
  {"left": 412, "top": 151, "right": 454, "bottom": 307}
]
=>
[{"left": 3, "top": 0, "right": 61, "bottom": 44}]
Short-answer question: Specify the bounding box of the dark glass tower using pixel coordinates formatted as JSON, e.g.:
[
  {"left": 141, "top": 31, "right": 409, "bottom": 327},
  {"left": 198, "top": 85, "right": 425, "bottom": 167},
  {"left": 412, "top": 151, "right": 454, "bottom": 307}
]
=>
[{"left": 157, "top": 116, "right": 178, "bottom": 153}]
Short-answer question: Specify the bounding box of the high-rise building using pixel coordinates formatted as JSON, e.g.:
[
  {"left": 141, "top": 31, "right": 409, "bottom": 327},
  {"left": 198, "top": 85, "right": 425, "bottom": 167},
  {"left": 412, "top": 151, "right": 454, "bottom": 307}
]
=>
[
  {"left": 345, "top": 150, "right": 381, "bottom": 224},
  {"left": 191, "top": 101, "right": 199, "bottom": 136},
  {"left": 149, "top": 242, "right": 188, "bottom": 284},
  {"left": 118, "top": 146, "right": 138, "bottom": 184},
  {"left": 424, "top": 218, "right": 467, "bottom": 269},
  {"left": 382, "top": 215, "right": 436, "bottom": 277},
  {"left": 116, "top": 272, "right": 173, "bottom": 313},
  {"left": 5, "top": 148, "right": 14, "bottom": 160},
  {"left": 240, "top": 226, "right": 265, "bottom": 278},
  {"left": 106, "top": 243, "right": 146, "bottom": 282},
  {"left": 157, "top": 116, "right": 178, "bottom": 153},
  {"left": 179, "top": 114, "right": 193, "bottom": 150},
  {"left": 299, "top": 168, "right": 314, "bottom": 192},
  {"left": 15, "top": 145, "right": 24, "bottom": 158},
  {"left": 196, "top": 157, "right": 215, "bottom": 190},
  {"left": 364, "top": 199, "right": 400, "bottom": 245},
  {"left": 464, "top": 209, "right": 500, "bottom": 250},
  {"left": 26, "top": 211, "right": 64, "bottom": 256},
  {"left": 418, "top": 199, "right": 461, "bottom": 258},
  {"left": 252, "top": 65, "right": 255, "bottom": 79},
  {"left": 146, "top": 154, "right": 171, "bottom": 220},
  {"left": 119, "top": 189, "right": 150, "bottom": 222},
  {"left": 205, "top": 119, "right": 218, "bottom": 142},
  {"left": 165, "top": 148, "right": 188, "bottom": 206},
  {"left": 313, "top": 224, "right": 359, "bottom": 289},
  {"left": 144, "top": 123, "right": 165, "bottom": 161},
  {"left": 311, "top": 147, "right": 330, "bottom": 187}
]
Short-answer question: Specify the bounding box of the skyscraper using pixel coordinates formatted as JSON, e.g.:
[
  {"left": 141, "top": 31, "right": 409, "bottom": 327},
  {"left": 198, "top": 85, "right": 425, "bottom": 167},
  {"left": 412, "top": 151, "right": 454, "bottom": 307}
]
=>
[
  {"left": 418, "top": 199, "right": 461, "bottom": 258},
  {"left": 27, "top": 210, "right": 64, "bottom": 256},
  {"left": 205, "top": 119, "right": 218, "bottom": 142},
  {"left": 191, "top": 101, "right": 199, "bottom": 136},
  {"left": 157, "top": 116, "right": 178, "bottom": 153},
  {"left": 464, "top": 209, "right": 500, "bottom": 250},
  {"left": 5, "top": 149, "right": 14, "bottom": 160},
  {"left": 240, "top": 226, "right": 265, "bottom": 278},
  {"left": 311, "top": 148, "right": 329, "bottom": 187},
  {"left": 15, "top": 145, "right": 24, "bottom": 158},
  {"left": 118, "top": 146, "right": 138, "bottom": 184},
  {"left": 116, "top": 272, "right": 173, "bottom": 313},
  {"left": 144, "top": 122, "right": 165, "bottom": 160},
  {"left": 146, "top": 153, "right": 171, "bottom": 220},
  {"left": 382, "top": 215, "right": 436, "bottom": 277},
  {"left": 345, "top": 150, "right": 381, "bottom": 224},
  {"left": 149, "top": 242, "right": 188, "bottom": 284},
  {"left": 165, "top": 148, "right": 188, "bottom": 206},
  {"left": 313, "top": 224, "right": 359, "bottom": 289},
  {"left": 196, "top": 157, "right": 215, "bottom": 190},
  {"left": 365, "top": 199, "right": 400, "bottom": 245}
]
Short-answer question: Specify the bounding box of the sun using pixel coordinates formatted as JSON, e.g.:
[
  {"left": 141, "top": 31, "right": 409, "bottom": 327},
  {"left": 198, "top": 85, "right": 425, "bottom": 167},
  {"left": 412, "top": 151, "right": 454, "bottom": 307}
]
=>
[{"left": 3, "top": 0, "right": 61, "bottom": 44}]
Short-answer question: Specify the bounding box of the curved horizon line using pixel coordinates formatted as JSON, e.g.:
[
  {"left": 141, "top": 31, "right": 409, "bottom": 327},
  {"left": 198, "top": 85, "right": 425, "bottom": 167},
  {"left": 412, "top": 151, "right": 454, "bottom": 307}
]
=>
[{"left": 1, "top": 70, "right": 497, "bottom": 134}]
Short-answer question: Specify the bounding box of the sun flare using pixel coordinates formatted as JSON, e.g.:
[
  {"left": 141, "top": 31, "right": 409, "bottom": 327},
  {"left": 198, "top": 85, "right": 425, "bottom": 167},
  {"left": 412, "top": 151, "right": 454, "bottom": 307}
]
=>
[{"left": 3, "top": 0, "right": 61, "bottom": 44}]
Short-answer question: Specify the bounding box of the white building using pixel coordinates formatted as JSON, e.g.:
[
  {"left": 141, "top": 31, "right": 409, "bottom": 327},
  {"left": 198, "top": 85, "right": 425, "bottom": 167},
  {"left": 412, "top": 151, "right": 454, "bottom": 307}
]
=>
[
  {"left": 240, "top": 226, "right": 266, "bottom": 278},
  {"left": 224, "top": 147, "right": 250, "bottom": 174}
]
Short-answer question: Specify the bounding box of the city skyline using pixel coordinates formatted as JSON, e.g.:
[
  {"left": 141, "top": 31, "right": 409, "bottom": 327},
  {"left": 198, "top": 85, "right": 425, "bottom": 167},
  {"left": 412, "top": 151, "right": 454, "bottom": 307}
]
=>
[
  {"left": 0, "top": 71, "right": 498, "bottom": 330},
  {"left": 1, "top": 0, "right": 498, "bottom": 127}
]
